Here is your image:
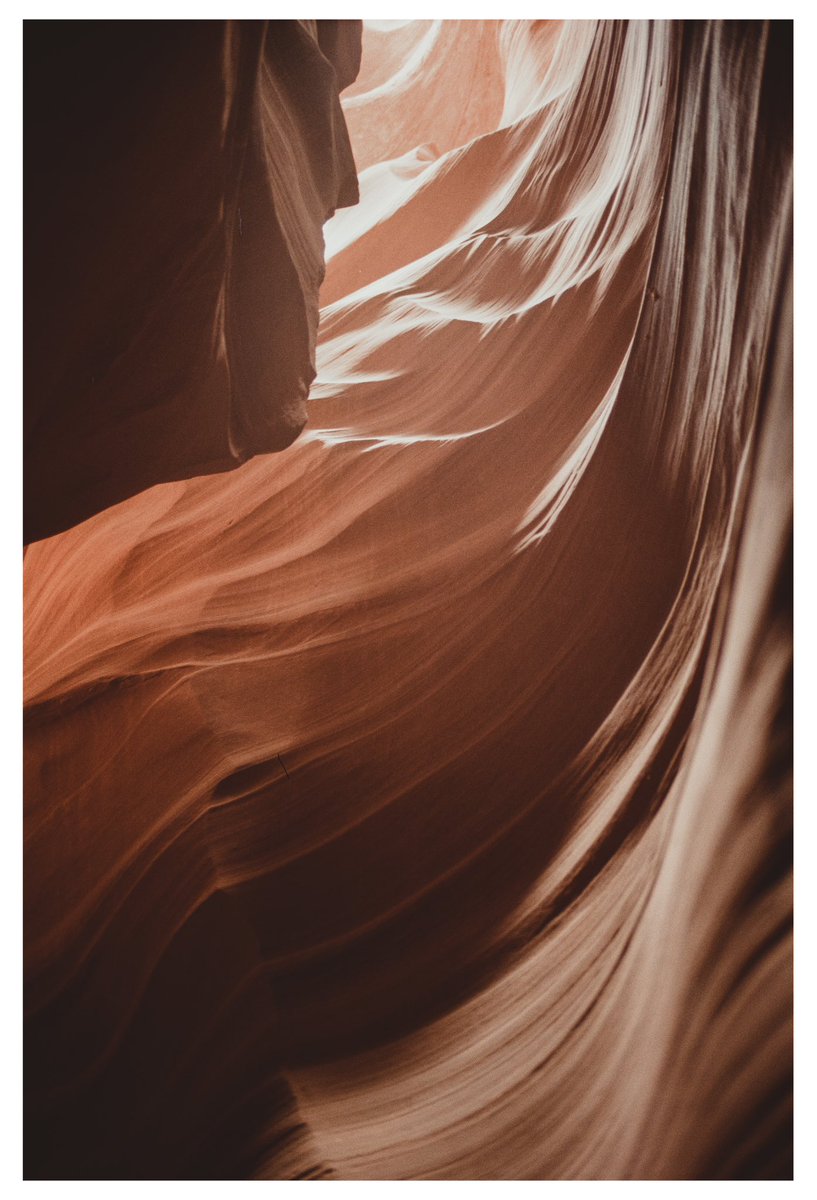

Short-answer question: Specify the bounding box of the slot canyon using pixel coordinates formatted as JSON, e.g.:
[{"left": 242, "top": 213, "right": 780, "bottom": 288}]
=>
[{"left": 23, "top": 18, "right": 792, "bottom": 1181}]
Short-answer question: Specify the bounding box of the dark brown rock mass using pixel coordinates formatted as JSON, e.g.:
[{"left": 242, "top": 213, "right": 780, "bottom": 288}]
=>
[{"left": 24, "top": 19, "right": 361, "bottom": 545}]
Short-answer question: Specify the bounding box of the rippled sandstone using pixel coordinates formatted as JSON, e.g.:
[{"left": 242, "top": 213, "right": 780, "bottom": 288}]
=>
[{"left": 23, "top": 19, "right": 792, "bottom": 1181}]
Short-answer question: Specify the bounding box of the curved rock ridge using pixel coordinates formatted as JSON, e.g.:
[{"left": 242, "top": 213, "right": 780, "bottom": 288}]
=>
[
  {"left": 23, "top": 20, "right": 791, "bottom": 1180},
  {"left": 24, "top": 19, "right": 362, "bottom": 545}
]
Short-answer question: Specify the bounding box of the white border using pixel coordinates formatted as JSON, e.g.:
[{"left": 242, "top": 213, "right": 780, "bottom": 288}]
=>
[{"left": 4, "top": 6, "right": 809, "bottom": 1194}]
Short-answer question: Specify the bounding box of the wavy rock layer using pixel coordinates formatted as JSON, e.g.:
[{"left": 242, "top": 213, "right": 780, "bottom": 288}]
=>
[
  {"left": 23, "top": 19, "right": 792, "bottom": 1180},
  {"left": 23, "top": 19, "right": 361, "bottom": 545}
]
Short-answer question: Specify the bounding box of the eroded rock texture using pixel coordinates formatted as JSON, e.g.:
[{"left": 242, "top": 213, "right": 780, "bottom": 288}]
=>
[
  {"left": 24, "top": 19, "right": 361, "bottom": 544},
  {"left": 24, "top": 20, "right": 791, "bottom": 1180}
]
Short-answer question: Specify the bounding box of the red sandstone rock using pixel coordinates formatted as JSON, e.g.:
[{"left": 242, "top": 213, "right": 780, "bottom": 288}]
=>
[{"left": 23, "top": 20, "right": 792, "bottom": 1181}]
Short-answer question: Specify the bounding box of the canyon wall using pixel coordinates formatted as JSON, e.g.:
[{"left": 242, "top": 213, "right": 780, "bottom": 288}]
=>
[{"left": 23, "top": 20, "right": 792, "bottom": 1179}]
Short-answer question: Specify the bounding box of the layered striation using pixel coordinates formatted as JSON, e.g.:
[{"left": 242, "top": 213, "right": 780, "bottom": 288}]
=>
[{"left": 23, "top": 20, "right": 792, "bottom": 1179}]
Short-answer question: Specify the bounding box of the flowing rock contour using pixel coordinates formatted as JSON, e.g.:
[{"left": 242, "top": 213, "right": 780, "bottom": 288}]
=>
[{"left": 24, "top": 19, "right": 791, "bottom": 1181}]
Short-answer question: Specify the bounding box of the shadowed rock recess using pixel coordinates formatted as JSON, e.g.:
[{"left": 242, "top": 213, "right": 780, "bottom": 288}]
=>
[
  {"left": 24, "top": 19, "right": 361, "bottom": 544},
  {"left": 24, "top": 19, "right": 791, "bottom": 1180}
]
